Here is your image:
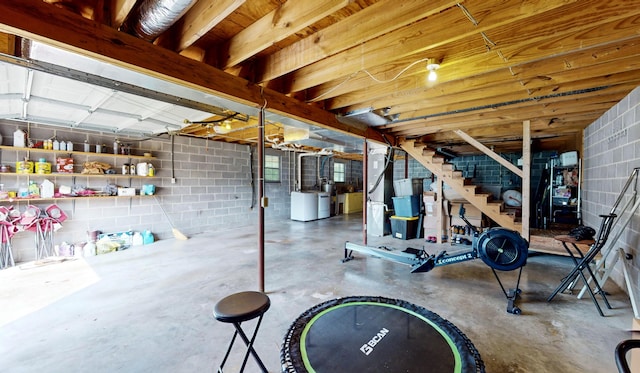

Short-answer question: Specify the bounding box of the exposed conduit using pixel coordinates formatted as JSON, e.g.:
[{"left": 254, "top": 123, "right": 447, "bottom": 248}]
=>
[{"left": 121, "top": 0, "right": 197, "bottom": 41}]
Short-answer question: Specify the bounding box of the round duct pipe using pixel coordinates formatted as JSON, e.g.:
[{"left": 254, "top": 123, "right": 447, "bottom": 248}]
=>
[{"left": 121, "top": 0, "right": 197, "bottom": 41}]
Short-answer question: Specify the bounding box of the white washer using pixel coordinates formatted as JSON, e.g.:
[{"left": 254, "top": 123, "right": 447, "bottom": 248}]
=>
[
  {"left": 291, "top": 192, "right": 318, "bottom": 221},
  {"left": 317, "top": 192, "right": 331, "bottom": 219}
]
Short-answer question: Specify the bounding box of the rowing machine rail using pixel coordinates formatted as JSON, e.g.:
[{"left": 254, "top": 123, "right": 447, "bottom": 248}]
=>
[{"left": 343, "top": 205, "right": 529, "bottom": 315}]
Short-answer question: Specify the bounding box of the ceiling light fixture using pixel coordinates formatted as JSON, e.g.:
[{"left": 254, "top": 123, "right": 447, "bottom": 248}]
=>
[{"left": 427, "top": 58, "right": 440, "bottom": 82}]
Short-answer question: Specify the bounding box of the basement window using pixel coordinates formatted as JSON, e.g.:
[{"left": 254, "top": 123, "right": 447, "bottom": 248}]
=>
[
  {"left": 334, "top": 162, "right": 345, "bottom": 183},
  {"left": 265, "top": 154, "right": 280, "bottom": 182}
]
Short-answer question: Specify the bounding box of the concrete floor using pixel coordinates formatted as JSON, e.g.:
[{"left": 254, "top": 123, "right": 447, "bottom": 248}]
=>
[{"left": 0, "top": 213, "right": 634, "bottom": 372}]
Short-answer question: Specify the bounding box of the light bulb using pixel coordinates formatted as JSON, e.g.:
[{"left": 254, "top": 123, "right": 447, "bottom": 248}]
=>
[{"left": 426, "top": 58, "right": 440, "bottom": 82}]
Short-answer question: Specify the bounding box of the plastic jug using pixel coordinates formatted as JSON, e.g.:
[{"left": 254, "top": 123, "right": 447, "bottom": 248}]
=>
[
  {"left": 132, "top": 231, "right": 144, "bottom": 246},
  {"left": 142, "top": 230, "right": 154, "bottom": 245},
  {"left": 136, "top": 162, "right": 149, "bottom": 177},
  {"left": 41, "top": 179, "right": 54, "bottom": 198},
  {"left": 13, "top": 129, "right": 26, "bottom": 148}
]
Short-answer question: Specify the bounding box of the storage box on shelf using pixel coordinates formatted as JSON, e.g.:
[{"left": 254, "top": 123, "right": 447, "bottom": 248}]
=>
[{"left": 0, "top": 145, "right": 158, "bottom": 202}]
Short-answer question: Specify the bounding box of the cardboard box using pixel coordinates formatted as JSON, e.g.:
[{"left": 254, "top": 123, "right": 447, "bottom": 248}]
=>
[
  {"left": 423, "top": 215, "right": 438, "bottom": 229},
  {"left": 423, "top": 192, "right": 437, "bottom": 217},
  {"left": 117, "top": 187, "right": 136, "bottom": 196},
  {"left": 449, "top": 202, "right": 481, "bottom": 219},
  {"left": 446, "top": 200, "right": 485, "bottom": 228},
  {"left": 56, "top": 157, "right": 74, "bottom": 173},
  {"left": 451, "top": 216, "right": 485, "bottom": 228}
]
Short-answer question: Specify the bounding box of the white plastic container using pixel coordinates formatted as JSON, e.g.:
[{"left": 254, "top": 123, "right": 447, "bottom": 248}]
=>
[
  {"left": 136, "top": 162, "right": 149, "bottom": 177},
  {"left": 132, "top": 232, "right": 143, "bottom": 246},
  {"left": 13, "top": 129, "right": 26, "bottom": 148},
  {"left": 41, "top": 179, "right": 54, "bottom": 198}
]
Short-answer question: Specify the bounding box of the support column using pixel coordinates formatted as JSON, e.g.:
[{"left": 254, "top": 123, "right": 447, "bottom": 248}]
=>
[
  {"left": 362, "top": 140, "right": 368, "bottom": 245},
  {"left": 522, "top": 120, "right": 531, "bottom": 239},
  {"left": 258, "top": 107, "right": 265, "bottom": 292}
]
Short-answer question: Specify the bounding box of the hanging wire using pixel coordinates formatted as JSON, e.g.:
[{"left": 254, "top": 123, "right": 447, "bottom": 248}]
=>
[
  {"left": 309, "top": 57, "right": 431, "bottom": 102},
  {"left": 309, "top": 71, "right": 359, "bottom": 101},
  {"left": 457, "top": 3, "right": 478, "bottom": 26},
  {"left": 481, "top": 32, "right": 497, "bottom": 51},
  {"left": 362, "top": 58, "right": 431, "bottom": 84}
]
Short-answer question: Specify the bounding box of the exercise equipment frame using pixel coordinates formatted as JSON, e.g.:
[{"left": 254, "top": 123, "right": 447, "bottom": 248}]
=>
[{"left": 343, "top": 204, "right": 529, "bottom": 314}]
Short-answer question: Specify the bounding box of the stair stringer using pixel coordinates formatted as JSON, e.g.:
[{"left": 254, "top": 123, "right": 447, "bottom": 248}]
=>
[{"left": 400, "top": 140, "right": 519, "bottom": 231}]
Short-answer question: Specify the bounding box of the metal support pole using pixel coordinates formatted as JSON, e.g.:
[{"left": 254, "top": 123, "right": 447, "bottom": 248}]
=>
[
  {"left": 362, "top": 140, "right": 368, "bottom": 245},
  {"left": 258, "top": 107, "right": 265, "bottom": 292}
]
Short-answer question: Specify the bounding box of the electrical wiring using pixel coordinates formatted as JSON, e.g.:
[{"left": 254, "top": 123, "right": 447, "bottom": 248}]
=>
[
  {"left": 362, "top": 58, "right": 430, "bottom": 84},
  {"left": 309, "top": 57, "right": 431, "bottom": 102}
]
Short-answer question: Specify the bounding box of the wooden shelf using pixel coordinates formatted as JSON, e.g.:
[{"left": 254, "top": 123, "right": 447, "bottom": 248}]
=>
[
  {"left": 0, "top": 172, "right": 158, "bottom": 178},
  {"left": 0, "top": 194, "right": 154, "bottom": 203},
  {"left": 0, "top": 145, "right": 156, "bottom": 159}
]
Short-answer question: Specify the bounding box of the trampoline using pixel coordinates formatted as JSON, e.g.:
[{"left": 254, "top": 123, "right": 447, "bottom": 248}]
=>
[{"left": 281, "top": 296, "right": 485, "bottom": 373}]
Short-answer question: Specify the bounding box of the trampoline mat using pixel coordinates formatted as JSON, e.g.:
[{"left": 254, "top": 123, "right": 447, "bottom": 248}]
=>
[{"left": 281, "top": 296, "right": 484, "bottom": 373}]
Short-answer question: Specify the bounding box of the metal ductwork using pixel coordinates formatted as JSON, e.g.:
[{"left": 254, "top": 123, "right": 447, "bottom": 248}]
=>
[{"left": 121, "top": 0, "right": 197, "bottom": 41}]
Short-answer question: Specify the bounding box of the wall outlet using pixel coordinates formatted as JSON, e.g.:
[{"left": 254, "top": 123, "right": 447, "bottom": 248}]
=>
[{"left": 171, "top": 178, "right": 176, "bottom": 184}]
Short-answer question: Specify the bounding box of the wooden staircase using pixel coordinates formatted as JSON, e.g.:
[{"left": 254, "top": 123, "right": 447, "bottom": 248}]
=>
[{"left": 400, "top": 139, "right": 520, "bottom": 232}]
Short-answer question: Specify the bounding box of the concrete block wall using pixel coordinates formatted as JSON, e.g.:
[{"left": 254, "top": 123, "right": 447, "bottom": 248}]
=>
[
  {"left": 263, "top": 147, "right": 293, "bottom": 219},
  {"left": 395, "top": 151, "right": 555, "bottom": 199},
  {"left": 299, "top": 154, "right": 363, "bottom": 192},
  {"left": 0, "top": 121, "right": 261, "bottom": 262},
  {"left": 582, "top": 86, "right": 640, "bottom": 296},
  {"left": 0, "top": 120, "right": 365, "bottom": 263}
]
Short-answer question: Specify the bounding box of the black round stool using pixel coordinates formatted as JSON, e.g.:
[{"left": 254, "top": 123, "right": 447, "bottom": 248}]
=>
[{"left": 213, "top": 291, "right": 270, "bottom": 373}]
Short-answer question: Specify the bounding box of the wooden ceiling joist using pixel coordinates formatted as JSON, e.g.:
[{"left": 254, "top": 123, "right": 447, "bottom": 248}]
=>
[{"left": 0, "top": 0, "right": 387, "bottom": 145}]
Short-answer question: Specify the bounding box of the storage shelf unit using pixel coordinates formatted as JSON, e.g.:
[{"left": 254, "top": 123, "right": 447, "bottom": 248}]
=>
[
  {"left": 549, "top": 153, "right": 581, "bottom": 225},
  {"left": 0, "top": 145, "right": 156, "bottom": 160},
  {"left": 0, "top": 194, "right": 154, "bottom": 203},
  {"left": 0, "top": 144, "right": 158, "bottom": 201}
]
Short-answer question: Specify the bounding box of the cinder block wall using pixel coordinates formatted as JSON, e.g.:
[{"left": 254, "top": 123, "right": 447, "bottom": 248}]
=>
[
  {"left": 0, "top": 122, "right": 272, "bottom": 262},
  {"left": 394, "top": 151, "right": 554, "bottom": 197},
  {"left": 582, "top": 86, "right": 640, "bottom": 295},
  {"left": 0, "top": 121, "right": 364, "bottom": 263},
  {"left": 299, "top": 154, "right": 363, "bottom": 192}
]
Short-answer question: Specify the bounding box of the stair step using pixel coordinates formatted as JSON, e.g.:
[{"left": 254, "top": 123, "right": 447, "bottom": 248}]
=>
[
  {"left": 399, "top": 140, "right": 520, "bottom": 233},
  {"left": 413, "top": 144, "right": 426, "bottom": 153}
]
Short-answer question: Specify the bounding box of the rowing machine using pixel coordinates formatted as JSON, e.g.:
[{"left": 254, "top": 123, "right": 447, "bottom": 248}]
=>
[{"left": 343, "top": 204, "right": 529, "bottom": 314}]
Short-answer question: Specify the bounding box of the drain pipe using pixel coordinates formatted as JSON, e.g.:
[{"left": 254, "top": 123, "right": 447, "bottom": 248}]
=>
[{"left": 121, "top": 0, "right": 197, "bottom": 41}]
